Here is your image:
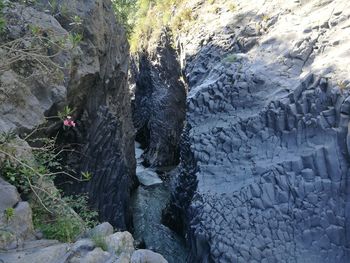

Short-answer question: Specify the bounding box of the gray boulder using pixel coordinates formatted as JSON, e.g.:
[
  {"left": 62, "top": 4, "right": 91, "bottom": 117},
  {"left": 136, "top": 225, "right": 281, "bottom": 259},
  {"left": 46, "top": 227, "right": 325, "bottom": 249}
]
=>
[
  {"left": 0, "top": 177, "right": 20, "bottom": 213},
  {"left": 87, "top": 222, "right": 114, "bottom": 238},
  {"left": 0, "top": 243, "right": 70, "bottom": 263},
  {"left": 131, "top": 249, "right": 168, "bottom": 263},
  {"left": 105, "top": 231, "right": 134, "bottom": 255}
]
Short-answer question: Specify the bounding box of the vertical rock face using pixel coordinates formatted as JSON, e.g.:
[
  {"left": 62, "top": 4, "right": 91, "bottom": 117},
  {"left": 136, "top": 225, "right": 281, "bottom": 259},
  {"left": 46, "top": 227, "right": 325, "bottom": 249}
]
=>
[
  {"left": 132, "top": 31, "right": 186, "bottom": 167},
  {"left": 0, "top": 0, "right": 135, "bottom": 230},
  {"left": 54, "top": 0, "right": 136, "bottom": 230},
  {"left": 163, "top": 0, "right": 350, "bottom": 262},
  {"left": 58, "top": 0, "right": 136, "bottom": 230},
  {"left": 0, "top": 3, "right": 70, "bottom": 133}
]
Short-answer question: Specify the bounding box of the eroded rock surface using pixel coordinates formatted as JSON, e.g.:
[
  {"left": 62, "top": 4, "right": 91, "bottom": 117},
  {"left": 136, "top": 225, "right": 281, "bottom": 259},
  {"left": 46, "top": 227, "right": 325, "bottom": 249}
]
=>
[
  {"left": 164, "top": 0, "right": 350, "bottom": 262},
  {"left": 132, "top": 31, "right": 186, "bottom": 167},
  {"left": 51, "top": 0, "right": 136, "bottom": 230},
  {"left": 0, "top": 3, "right": 69, "bottom": 133},
  {"left": 0, "top": 0, "right": 136, "bottom": 229},
  {"left": 0, "top": 222, "right": 168, "bottom": 263}
]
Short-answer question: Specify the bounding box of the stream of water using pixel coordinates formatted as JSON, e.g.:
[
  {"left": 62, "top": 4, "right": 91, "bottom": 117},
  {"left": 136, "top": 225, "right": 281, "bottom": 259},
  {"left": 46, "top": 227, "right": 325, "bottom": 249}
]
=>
[{"left": 131, "top": 142, "right": 189, "bottom": 263}]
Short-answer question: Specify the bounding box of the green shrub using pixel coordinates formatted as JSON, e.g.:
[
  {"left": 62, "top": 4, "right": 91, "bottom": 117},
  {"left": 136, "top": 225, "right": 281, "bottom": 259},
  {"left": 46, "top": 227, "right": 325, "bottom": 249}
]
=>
[
  {"left": 128, "top": 0, "right": 189, "bottom": 52},
  {"left": 2, "top": 162, "right": 36, "bottom": 195},
  {"left": 4, "top": 207, "right": 14, "bottom": 221},
  {"left": 64, "top": 194, "right": 98, "bottom": 229},
  {"left": 0, "top": 131, "right": 16, "bottom": 145},
  {"left": 68, "top": 33, "right": 83, "bottom": 48},
  {"left": 31, "top": 193, "right": 98, "bottom": 242},
  {"left": 34, "top": 214, "right": 82, "bottom": 242},
  {"left": 112, "top": 0, "right": 138, "bottom": 37},
  {"left": 91, "top": 234, "right": 108, "bottom": 251},
  {"left": 0, "top": 133, "right": 97, "bottom": 243}
]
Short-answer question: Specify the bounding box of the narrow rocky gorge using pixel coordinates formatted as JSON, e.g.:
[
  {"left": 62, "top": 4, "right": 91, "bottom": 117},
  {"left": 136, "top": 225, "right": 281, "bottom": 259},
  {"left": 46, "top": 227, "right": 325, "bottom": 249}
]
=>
[
  {"left": 133, "top": 0, "right": 350, "bottom": 262},
  {"left": 0, "top": 0, "right": 165, "bottom": 262},
  {"left": 1, "top": 0, "right": 350, "bottom": 262},
  {"left": 131, "top": 30, "right": 186, "bottom": 168}
]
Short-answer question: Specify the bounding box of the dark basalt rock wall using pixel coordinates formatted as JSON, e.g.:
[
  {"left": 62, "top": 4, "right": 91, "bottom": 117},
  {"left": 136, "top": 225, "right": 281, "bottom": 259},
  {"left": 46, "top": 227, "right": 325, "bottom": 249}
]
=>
[
  {"left": 160, "top": 0, "right": 350, "bottom": 262},
  {"left": 0, "top": 0, "right": 136, "bottom": 230},
  {"left": 131, "top": 31, "right": 186, "bottom": 167},
  {"left": 57, "top": 0, "right": 136, "bottom": 230},
  {"left": 162, "top": 124, "right": 198, "bottom": 236}
]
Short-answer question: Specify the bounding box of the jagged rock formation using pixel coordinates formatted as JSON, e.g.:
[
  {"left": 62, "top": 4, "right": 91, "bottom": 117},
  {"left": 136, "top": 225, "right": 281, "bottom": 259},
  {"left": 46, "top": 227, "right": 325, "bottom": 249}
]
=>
[
  {"left": 0, "top": 0, "right": 135, "bottom": 229},
  {"left": 0, "top": 178, "right": 34, "bottom": 250},
  {"left": 0, "top": 192, "right": 167, "bottom": 263},
  {"left": 0, "top": 140, "right": 167, "bottom": 262},
  {"left": 0, "top": 2, "right": 70, "bottom": 133},
  {"left": 131, "top": 31, "right": 186, "bottom": 167},
  {"left": 160, "top": 0, "right": 350, "bottom": 262}
]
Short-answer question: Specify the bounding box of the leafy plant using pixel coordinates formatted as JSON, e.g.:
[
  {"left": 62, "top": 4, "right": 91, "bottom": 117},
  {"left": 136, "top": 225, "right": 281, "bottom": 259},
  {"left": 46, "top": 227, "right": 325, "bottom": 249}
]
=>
[
  {"left": 2, "top": 162, "right": 36, "bottom": 194},
  {"left": 129, "top": 0, "right": 187, "bottom": 52},
  {"left": 0, "top": 136, "right": 97, "bottom": 242},
  {"left": 91, "top": 234, "right": 108, "bottom": 251},
  {"left": 4, "top": 207, "right": 15, "bottom": 221},
  {"left": 29, "top": 25, "right": 42, "bottom": 35},
  {"left": 58, "top": 106, "right": 74, "bottom": 120},
  {"left": 70, "top": 15, "right": 82, "bottom": 27},
  {"left": 112, "top": 0, "right": 137, "bottom": 37},
  {"left": 33, "top": 193, "right": 97, "bottom": 242},
  {"left": 81, "top": 171, "right": 92, "bottom": 180},
  {"left": 0, "top": 131, "right": 16, "bottom": 145},
  {"left": 48, "top": 0, "right": 59, "bottom": 15},
  {"left": 33, "top": 213, "right": 82, "bottom": 242},
  {"left": 68, "top": 33, "right": 83, "bottom": 48},
  {"left": 171, "top": 7, "right": 192, "bottom": 31},
  {"left": 63, "top": 194, "right": 98, "bottom": 228}
]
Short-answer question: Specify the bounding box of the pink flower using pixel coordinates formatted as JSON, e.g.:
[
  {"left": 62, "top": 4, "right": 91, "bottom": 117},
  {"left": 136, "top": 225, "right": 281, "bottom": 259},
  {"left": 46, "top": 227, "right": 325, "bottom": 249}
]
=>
[{"left": 63, "top": 118, "right": 76, "bottom": 127}]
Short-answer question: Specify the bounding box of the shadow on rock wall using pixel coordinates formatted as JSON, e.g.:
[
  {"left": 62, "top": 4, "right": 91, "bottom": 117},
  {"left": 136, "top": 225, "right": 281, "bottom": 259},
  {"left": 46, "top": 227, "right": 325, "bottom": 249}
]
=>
[
  {"left": 131, "top": 30, "right": 187, "bottom": 168},
  {"left": 164, "top": 15, "right": 350, "bottom": 262}
]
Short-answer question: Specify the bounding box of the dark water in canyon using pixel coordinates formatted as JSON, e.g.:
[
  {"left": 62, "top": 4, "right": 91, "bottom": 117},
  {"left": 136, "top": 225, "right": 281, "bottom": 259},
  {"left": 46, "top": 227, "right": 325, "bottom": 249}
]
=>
[{"left": 131, "top": 143, "right": 189, "bottom": 263}]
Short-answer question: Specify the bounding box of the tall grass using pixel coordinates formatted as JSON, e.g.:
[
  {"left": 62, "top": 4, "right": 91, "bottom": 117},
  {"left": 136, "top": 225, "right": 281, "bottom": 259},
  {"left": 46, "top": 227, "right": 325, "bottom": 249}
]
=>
[{"left": 128, "top": 0, "right": 189, "bottom": 52}]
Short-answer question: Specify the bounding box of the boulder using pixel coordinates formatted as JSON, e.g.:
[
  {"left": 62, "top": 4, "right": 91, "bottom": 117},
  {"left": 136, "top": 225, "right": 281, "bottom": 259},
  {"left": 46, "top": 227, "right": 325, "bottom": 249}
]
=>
[
  {"left": 87, "top": 222, "right": 114, "bottom": 238},
  {"left": 0, "top": 243, "right": 69, "bottom": 263},
  {"left": 106, "top": 231, "right": 134, "bottom": 256},
  {"left": 80, "top": 247, "right": 111, "bottom": 263},
  {"left": 131, "top": 249, "right": 168, "bottom": 263},
  {"left": 0, "top": 177, "right": 20, "bottom": 213}
]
